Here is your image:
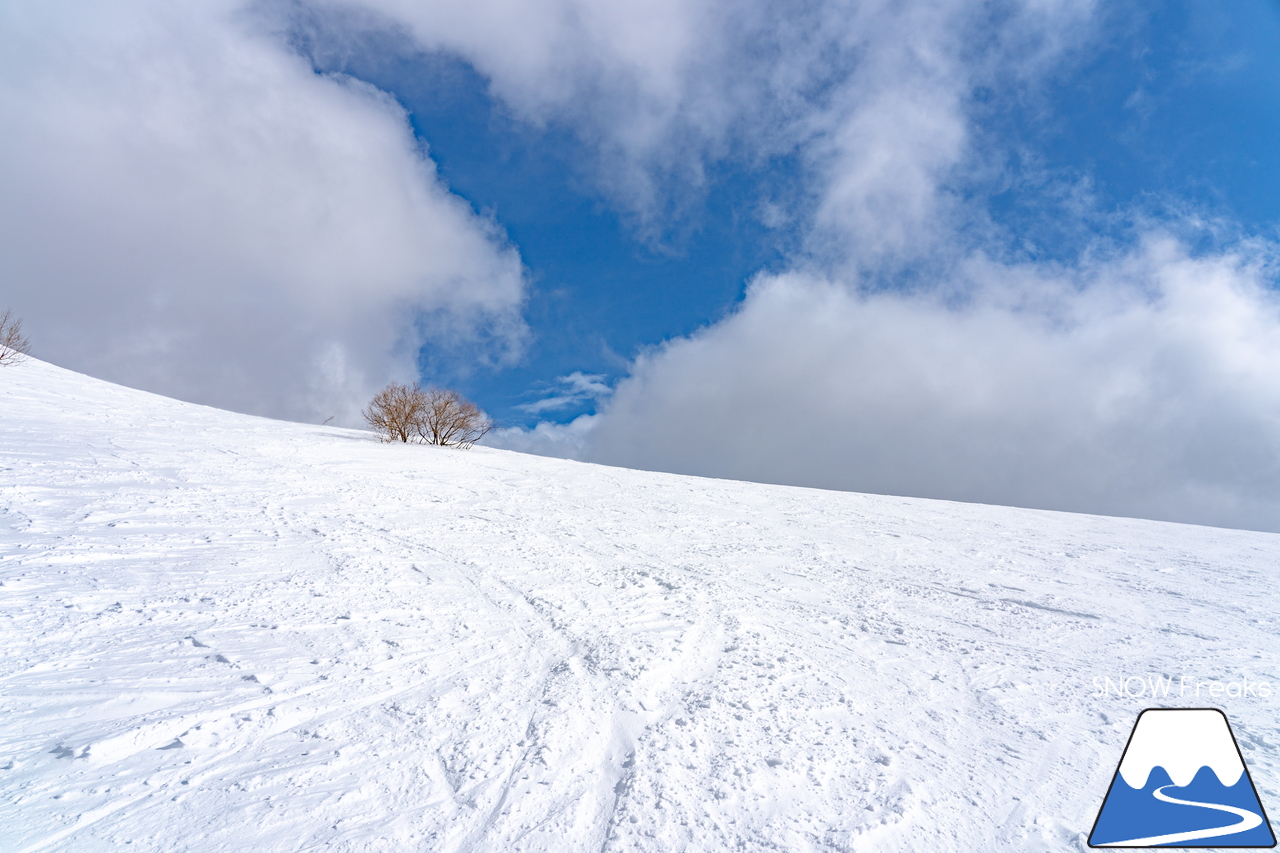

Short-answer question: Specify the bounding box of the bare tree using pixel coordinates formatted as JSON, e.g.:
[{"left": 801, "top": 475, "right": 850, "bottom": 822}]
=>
[
  {"left": 363, "top": 381, "right": 426, "bottom": 443},
  {"left": 0, "top": 309, "right": 31, "bottom": 366},
  {"left": 363, "top": 382, "right": 492, "bottom": 448},
  {"left": 417, "top": 387, "right": 492, "bottom": 448}
]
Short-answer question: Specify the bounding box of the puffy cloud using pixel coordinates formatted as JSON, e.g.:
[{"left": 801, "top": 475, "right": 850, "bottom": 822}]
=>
[
  {"left": 579, "top": 237, "right": 1280, "bottom": 532},
  {"left": 291, "top": 0, "right": 741, "bottom": 236},
  {"left": 328, "top": 0, "right": 1098, "bottom": 250},
  {"left": 0, "top": 0, "right": 526, "bottom": 424},
  {"left": 489, "top": 413, "right": 600, "bottom": 458}
]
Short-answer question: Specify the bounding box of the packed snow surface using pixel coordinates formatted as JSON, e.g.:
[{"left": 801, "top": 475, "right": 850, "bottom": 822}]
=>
[{"left": 2, "top": 358, "right": 1278, "bottom": 852}]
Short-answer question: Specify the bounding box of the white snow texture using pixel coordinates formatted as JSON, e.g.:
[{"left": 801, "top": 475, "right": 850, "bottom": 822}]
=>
[{"left": 2, "top": 358, "right": 1278, "bottom": 851}]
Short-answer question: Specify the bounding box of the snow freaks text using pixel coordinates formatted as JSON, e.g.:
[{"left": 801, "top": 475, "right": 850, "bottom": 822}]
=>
[{"left": 1092, "top": 675, "right": 1273, "bottom": 700}]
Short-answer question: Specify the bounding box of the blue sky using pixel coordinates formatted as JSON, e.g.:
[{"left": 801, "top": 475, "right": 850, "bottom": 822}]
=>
[
  {"left": 295, "top": 0, "right": 1280, "bottom": 428},
  {"left": 4, "top": 0, "right": 1280, "bottom": 531},
  {"left": 984, "top": 2, "right": 1280, "bottom": 257},
  {"left": 307, "top": 39, "right": 792, "bottom": 424}
]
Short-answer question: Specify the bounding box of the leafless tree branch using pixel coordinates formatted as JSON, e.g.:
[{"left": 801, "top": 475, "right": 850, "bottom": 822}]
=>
[
  {"left": 362, "top": 381, "right": 425, "bottom": 443},
  {"left": 417, "top": 387, "right": 492, "bottom": 448},
  {"left": 0, "top": 309, "right": 31, "bottom": 367},
  {"left": 363, "top": 382, "right": 491, "bottom": 448}
]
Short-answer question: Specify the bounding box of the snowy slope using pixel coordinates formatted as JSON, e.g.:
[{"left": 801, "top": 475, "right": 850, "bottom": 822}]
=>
[{"left": 2, "top": 358, "right": 1278, "bottom": 852}]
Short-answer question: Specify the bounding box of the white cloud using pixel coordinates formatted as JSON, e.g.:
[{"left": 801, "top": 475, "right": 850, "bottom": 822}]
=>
[
  {"left": 487, "top": 413, "right": 598, "bottom": 459},
  {"left": 0, "top": 0, "right": 527, "bottom": 424},
  {"left": 323, "top": 0, "right": 1101, "bottom": 258},
  {"left": 286, "top": 0, "right": 1098, "bottom": 247},
  {"left": 314, "top": 0, "right": 866, "bottom": 236},
  {"left": 300, "top": 0, "right": 733, "bottom": 234},
  {"left": 515, "top": 371, "right": 612, "bottom": 414},
  {"left": 580, "top": 237, "right": 1280, "bottom": 532}
]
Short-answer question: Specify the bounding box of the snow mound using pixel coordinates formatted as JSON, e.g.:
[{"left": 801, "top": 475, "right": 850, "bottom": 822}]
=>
[{"left": 2, "top": 358, "right": 1278, "bottom": 851}]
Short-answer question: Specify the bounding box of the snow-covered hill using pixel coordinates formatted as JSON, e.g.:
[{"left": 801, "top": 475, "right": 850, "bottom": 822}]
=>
[{"left": 2, "top": 358, "right": 1277, "bottom": 852}]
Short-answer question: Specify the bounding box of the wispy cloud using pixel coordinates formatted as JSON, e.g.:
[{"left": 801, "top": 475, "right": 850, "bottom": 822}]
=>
[{"left": 516, "top": 372, "right": 612, "bottom": 415}]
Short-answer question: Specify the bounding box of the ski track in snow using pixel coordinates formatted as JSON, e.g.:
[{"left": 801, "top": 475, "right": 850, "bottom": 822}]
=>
[{"left": 1, "top": 358, "right": 1278, "bottom": 851}]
